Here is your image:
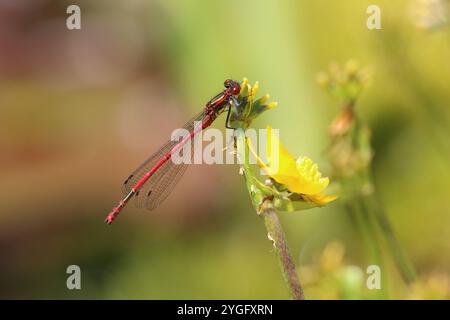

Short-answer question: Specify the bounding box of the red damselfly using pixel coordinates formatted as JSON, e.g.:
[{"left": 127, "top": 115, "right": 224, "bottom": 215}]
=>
[{"left": 105, "top": 79, "right": 242, "bottom": 224}]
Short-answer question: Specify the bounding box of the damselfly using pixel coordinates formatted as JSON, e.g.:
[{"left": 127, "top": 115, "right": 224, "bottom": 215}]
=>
[{"left": 105, "top": 79, "right": 242, "bottom": 224}]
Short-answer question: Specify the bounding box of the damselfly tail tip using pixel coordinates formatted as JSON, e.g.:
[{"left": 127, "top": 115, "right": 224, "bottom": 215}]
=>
[{"left": 105, "top": 212, "right": 115, "bottom": 225}]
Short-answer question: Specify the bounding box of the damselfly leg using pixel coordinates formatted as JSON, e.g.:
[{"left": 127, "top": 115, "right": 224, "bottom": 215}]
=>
[{"left": 225, "top": 95, "right": 247, "bottom": 129}]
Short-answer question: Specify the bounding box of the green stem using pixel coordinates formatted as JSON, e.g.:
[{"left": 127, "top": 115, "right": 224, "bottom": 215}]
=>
[
  {"left": 342, "top": 181, "right": 380, "bottom": 264},
  {"left": 356, "top": 196, "right": 389, "bottom": 298},
  {"left": 348, "top": 115, "right": 415, "bottom": 284},
  {"left": 342, "top": 179, "right": 388, "bottom": 298},
  {"left": 235, "top": 128, "right": 304, "bottom": 299},
  {"left": 260, "top": 198, "right": 304, "bottom": 300},
  {"left": 363, "top": 192, "right": 417, "bottom": 284}
]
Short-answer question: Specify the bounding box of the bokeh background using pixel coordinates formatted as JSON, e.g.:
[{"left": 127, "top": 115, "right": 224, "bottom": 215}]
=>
[{"left": 0, "top": 0, "right": 449, "bottom": 299}]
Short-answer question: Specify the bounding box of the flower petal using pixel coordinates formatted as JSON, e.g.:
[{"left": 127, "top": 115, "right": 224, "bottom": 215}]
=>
[
  {"left": 302, "top": 193, "right": 338, "bottom": 206},
  {"left": 291, "top": 156, "right": 330, "bottom": 195}
]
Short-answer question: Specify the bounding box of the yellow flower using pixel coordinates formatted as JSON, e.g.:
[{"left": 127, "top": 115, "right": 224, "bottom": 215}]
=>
[
  {"left": 248, "top": 126, "right": 337, "bottom": 206},
  {"left": 236, "top": 78, "right": 278, "bottom": 124}
]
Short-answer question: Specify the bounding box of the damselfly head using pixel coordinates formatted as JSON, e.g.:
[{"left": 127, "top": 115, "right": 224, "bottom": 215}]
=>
[{"left": 224, "top": 79, "right": 241, "bottom": 95}]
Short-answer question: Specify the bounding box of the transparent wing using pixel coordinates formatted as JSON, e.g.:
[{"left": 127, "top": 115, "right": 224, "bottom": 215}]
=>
[{"left": 122, "top": 110, "right": 205, "bottom": 210}]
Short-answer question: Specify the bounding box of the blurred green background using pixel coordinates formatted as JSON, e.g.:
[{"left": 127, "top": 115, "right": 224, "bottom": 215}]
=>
[{"left": 0, "top": 0, "right": 449, "bottom": 299}]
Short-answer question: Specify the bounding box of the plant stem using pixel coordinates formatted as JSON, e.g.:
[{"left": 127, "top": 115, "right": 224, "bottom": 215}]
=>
[
  {"left": 235, "top": 128, "right": 304, "bottom": 299},
  {"left": 260, "top": 198, "right": 304, "bottom": 300},
  {"left": 356, "top": 196, "right": 389, "bottom": 298},
  {"left": 363, "top": 192, "right": 417, "bottom": 283},
  {"left": 342, "top": 180, "right": 388, "bottom": 297}
]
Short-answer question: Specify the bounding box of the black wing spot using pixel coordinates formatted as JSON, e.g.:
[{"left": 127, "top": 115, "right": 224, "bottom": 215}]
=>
[
  {"left": 147, "top": 190, "right": 152, "bottom": 197},
  {"left": 124, "top": 174, "right": 134, "bottom": 185}
]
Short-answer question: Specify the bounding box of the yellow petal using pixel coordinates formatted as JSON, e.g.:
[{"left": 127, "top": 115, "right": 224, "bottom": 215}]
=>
[
  {"left": 267, "top": 101, "right": 278, "bottom": 109},
  {"left": 289, "top": 156, "right": 330, "bottom": 195},
  {"left": 303, "top": 193, "right": 338, "bottom": 206},
  {"left": 246, "top": 125, "right": 336, "bottom": 205},
  {"left": 265, "top": 126, "right": 298, "bottom": 179},
  {"left": 251, "top": 81, "right": 259, "bottom": 98}
]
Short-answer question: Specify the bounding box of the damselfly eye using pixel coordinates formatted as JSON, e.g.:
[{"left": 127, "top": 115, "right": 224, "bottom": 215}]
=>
[
  {"left": 231, "top": 83, "right": 241, "bottom": 95},
  {"left": 224, "top": 79, "right": 232, "bottom": 88}
]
